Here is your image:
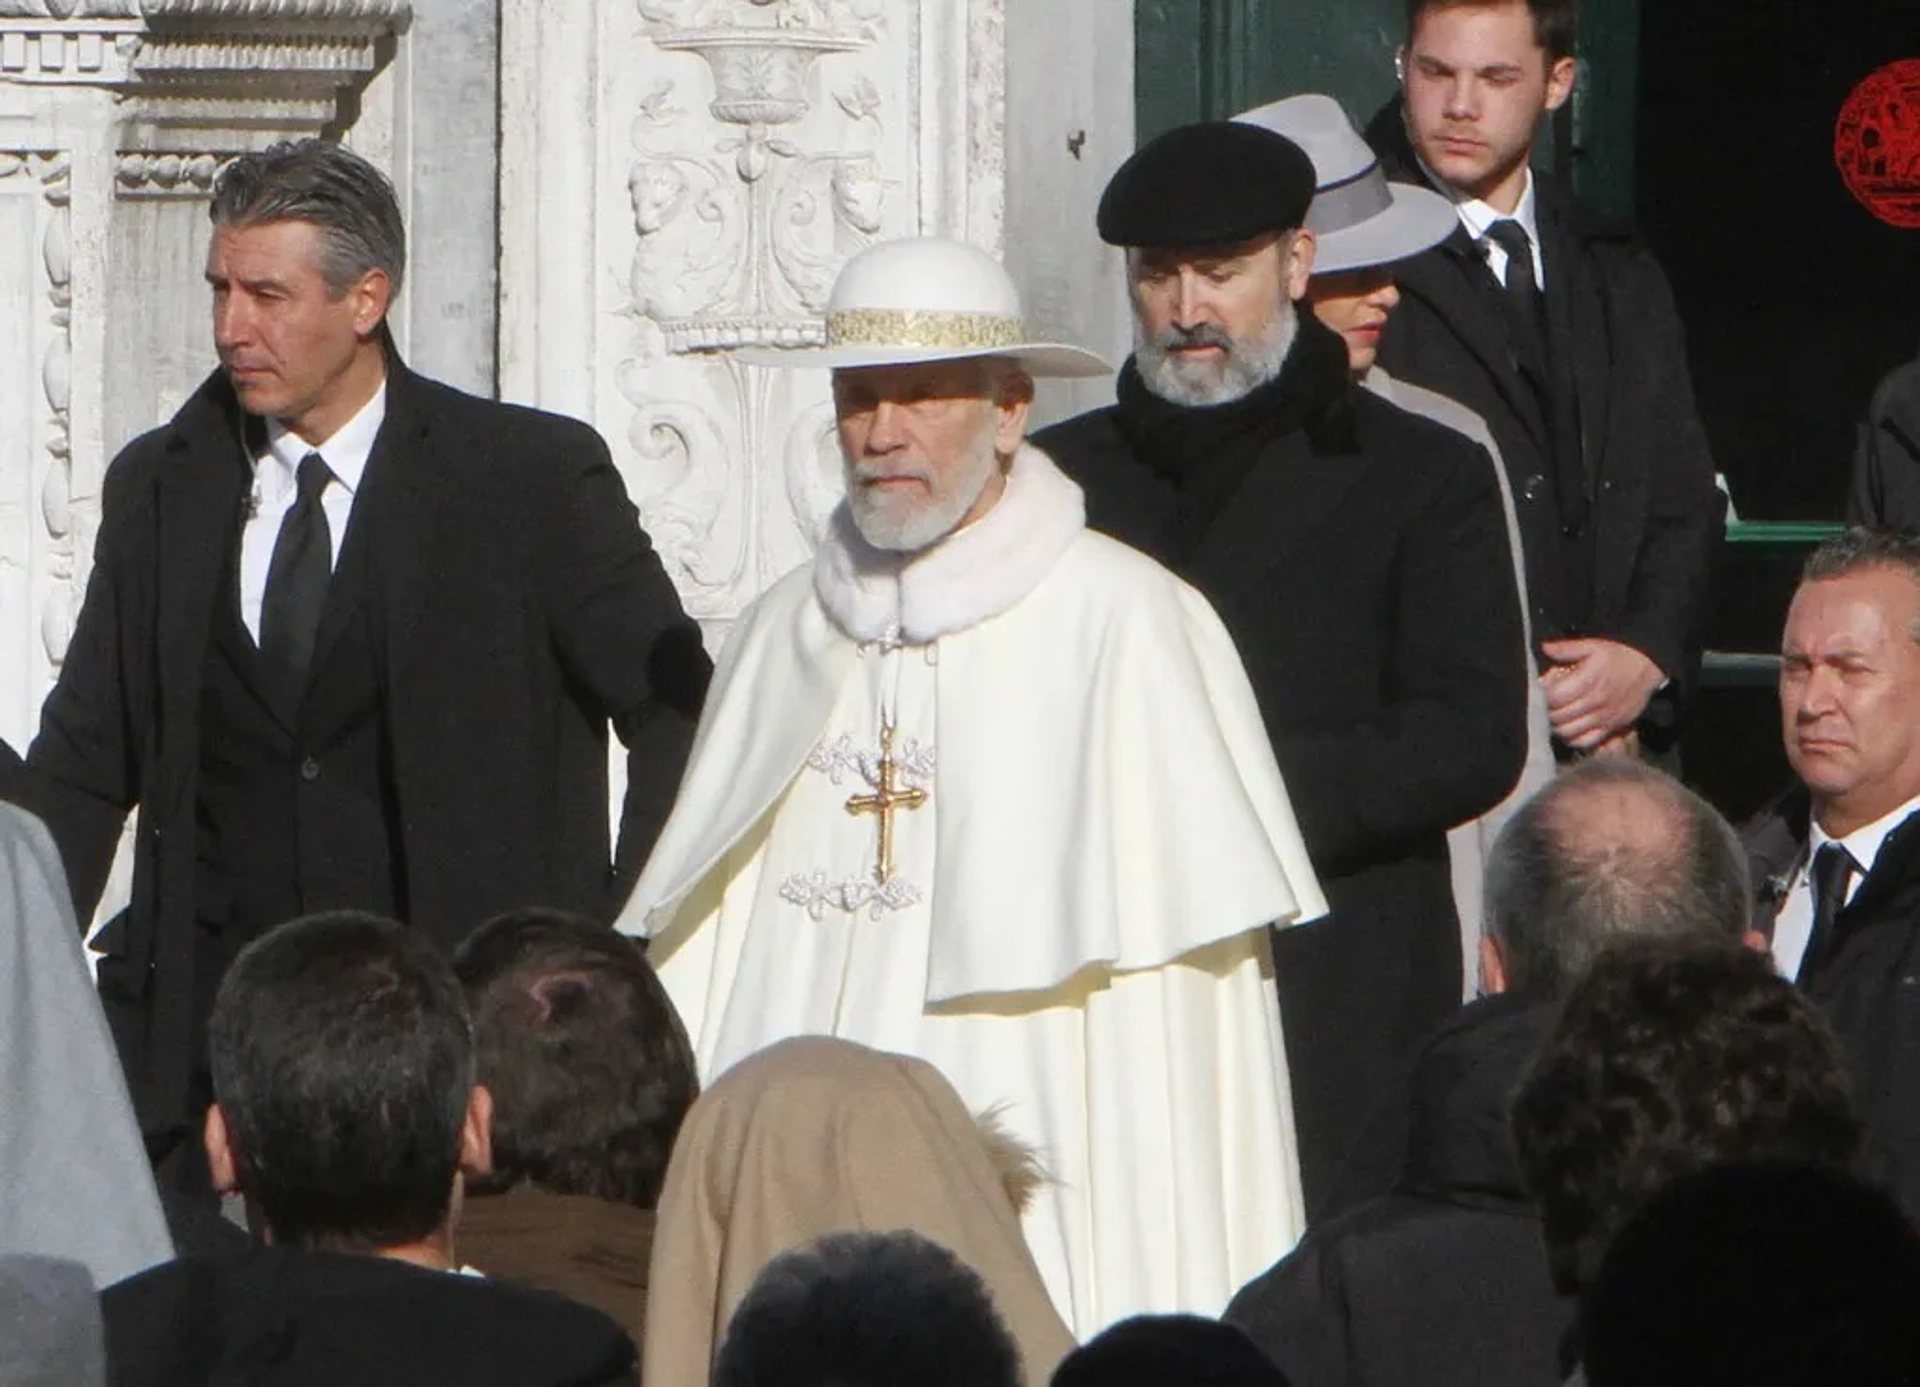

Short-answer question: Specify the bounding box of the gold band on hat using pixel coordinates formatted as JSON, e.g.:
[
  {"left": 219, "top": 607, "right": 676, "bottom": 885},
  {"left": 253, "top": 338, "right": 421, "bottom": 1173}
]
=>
[{"left": 825, "top": 308, "right": 1028, "bottom": 352}]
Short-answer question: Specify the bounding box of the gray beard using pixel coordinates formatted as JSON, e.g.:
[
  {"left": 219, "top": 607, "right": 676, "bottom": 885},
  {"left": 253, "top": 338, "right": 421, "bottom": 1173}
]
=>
[
  {"left": 845, "top": 413, "right": 1002, "bottom": 553},
  {"left": 1133, "top": 302, "right": 1297, "bottom": 408}
]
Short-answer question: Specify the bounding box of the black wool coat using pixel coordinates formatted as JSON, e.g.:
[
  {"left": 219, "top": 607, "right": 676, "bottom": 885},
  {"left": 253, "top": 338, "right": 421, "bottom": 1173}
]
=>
[
  {"left": 5, "top": 363, "right": 710, "bottom": 1134},
  {"left": 1371, "top": 125, "right": 1722, "bottom": 740},
  {"left": 1748, "top": 789, "right": 1920, "bottom": 1218},
  {"left": 1225, "top": 993, "right": 1565, "bottom": 1387},
  {"left": 1847, "top": 351, "right": 1920, "bottom": 527},
  {"left": 102, "top": 1247, "right": 638, "bottom": 1387},
  {"left": 1035, "top": 347, "right": 1527, "bottom": 1216}
]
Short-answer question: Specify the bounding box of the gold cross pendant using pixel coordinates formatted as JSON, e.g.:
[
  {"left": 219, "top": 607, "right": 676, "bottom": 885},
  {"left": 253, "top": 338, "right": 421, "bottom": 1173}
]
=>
[{"left": 845, "top": 717, "right": 928, "bottom": 885}]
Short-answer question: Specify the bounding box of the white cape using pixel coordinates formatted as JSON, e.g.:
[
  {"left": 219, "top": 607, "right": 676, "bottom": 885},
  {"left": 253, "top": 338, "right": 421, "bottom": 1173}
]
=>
[{"left": 619, "top": 445, "right": 1325, "bottom": 1332}]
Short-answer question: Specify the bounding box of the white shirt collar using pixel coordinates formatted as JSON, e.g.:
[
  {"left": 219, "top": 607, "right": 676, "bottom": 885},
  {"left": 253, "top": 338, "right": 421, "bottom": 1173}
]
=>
[
  {"left": 1810, "top": 792, "right": 1920, "bottom": 879},
  {"left": 1451, "top": 166, "right": 1541, "bottom": 252},
  {"left": 260, "top": 376, "right": 389, "bottom": 498}
]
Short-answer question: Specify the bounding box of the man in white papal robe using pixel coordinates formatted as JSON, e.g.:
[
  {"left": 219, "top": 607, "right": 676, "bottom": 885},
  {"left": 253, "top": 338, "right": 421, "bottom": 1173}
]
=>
[{"left": 615, "top": 236, "right": 1327, "bottom": 1335}]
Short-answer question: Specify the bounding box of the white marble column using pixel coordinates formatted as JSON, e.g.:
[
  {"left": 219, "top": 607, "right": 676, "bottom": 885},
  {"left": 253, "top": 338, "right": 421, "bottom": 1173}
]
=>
[{"left": 0, "top": 0, "right": 411, "bottom": 752}]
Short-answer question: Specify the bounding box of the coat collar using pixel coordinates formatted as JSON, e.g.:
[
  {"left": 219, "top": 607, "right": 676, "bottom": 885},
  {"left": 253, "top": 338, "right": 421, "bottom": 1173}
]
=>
[{"left": 812, "top": 443, "right": 1086, "bottom": 645}]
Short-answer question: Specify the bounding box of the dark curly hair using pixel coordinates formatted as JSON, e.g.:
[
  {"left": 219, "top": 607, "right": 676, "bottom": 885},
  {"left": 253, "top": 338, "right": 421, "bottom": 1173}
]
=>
[
  {"left": 1509, "top": 937, "right": 1860, "bottom": 1295},
  {"left": 714, "top": 1231, "right": 1022, "bottom": 1387},
  {"left": 453, "top": 908, "right": 697, "bottom": 1209}
]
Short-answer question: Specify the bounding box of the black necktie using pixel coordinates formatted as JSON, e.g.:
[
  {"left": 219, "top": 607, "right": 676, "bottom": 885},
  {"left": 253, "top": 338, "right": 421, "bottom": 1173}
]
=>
[
  {"left": 1804, "top": 842, "right": 1856, "bottom": 978},
  {"left": 259, "top": 451, "right": 333, "bottom": 695},
  {"left": 1486, "top": 217, "right": 1539, "bottom": 296},
  {"left": 1484, "top": 218, "right": 1548, "bottom": 357}
]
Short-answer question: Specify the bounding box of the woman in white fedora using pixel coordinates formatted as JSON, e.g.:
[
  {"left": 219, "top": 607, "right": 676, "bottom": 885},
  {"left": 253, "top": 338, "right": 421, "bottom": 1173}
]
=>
[
  {"left": 617, "top": 235, "right": 1326, "bottom": 1346},
  {"left": 1238, "top": 92, "right": 1556, "bottom": 997}
]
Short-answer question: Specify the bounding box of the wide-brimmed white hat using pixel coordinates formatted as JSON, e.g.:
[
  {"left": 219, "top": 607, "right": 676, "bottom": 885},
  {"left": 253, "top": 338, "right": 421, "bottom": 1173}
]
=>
[
  {"left": 735, "top": 237, "right": 1111, "bottom": 377},
  {"left": 1235, "top": 94, "right": 1457, "bottom": 274}
]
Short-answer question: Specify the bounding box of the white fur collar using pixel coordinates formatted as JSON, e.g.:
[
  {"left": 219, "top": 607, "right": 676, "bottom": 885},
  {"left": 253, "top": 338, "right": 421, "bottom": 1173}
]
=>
[{"left": 814, "top": 443, "right": 1087, "bottom": 645}]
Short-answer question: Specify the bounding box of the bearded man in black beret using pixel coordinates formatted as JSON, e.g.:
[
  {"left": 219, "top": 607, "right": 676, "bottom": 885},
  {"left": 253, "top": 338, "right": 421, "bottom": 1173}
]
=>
[{"left": 1035, "top": 120, "right": 1528, "bottom": 1222}]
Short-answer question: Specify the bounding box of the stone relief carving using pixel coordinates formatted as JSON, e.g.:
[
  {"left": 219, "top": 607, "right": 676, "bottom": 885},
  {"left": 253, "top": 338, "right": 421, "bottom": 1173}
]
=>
[
  {"left": 613, "top": 0, "right": 896, "bottom": 612},
  {"left": 114, "top": 149, "right": 236, "bottom": 196},
  {"left": 0, "top": 153, "right": 75, "bottom": 666}
]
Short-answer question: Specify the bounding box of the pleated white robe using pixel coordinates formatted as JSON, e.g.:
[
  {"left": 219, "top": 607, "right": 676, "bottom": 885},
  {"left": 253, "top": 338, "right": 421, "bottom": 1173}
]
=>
[{"left": 621, "top": 445, "right": 1326, "bottom": 1334}]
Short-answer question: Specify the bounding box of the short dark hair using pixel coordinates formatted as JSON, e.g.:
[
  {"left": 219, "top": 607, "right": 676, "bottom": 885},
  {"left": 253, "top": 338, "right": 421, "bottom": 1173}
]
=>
[
  {"left": 1800, "top": 527, "right": 1920, "bottom": 632},
  {"left": 1484, "top": 758, "right": 1751, "bottom": 995},
  {"left": 1406, "top": 0, "right": 1581, "bottom": 62},
  {"left": 713, "top": 1231, "right": 1022, "bottom": 1387},
  {"left": 1054, "top": 1315, "right": 1294, "bottom": 1387},
  {"left": 1509, "top": 938, "right": 1860, "bottom": 1295},
  {"left": 207, "top": 911, "right": 474, "bottom": 1251},
  {"left": 453, "top": 909, "right": 698, "bottom": 1209},
  {"left": 210, "top": 138, "right": 406, "bottom": 299},
  {"left": 1582, "top": 1162, "right": 1920, "bottom": 1387}
]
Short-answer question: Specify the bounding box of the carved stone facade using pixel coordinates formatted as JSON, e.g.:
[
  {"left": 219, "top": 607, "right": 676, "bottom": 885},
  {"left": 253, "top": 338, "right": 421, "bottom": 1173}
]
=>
[
  {"left": 501, "top": 0, "right": 1021, "bottom": 641},
  {"left": 0, "top": 0, "right": 410, "bottom": 750},
  {"left": 0, "top": 0, "right": 1135, "bottom": 797}
]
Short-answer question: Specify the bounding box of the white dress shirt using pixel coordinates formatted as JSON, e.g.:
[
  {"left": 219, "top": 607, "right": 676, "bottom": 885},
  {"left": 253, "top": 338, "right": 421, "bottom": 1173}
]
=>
[
  {"left": 1771, "top": 793, "right": 1920, "bottom": 980},
  {"left": 1450, "top": 167, "right": 1546, "bottom": 290},
  {"left": 236, "top": 383, "right": 387, "bottom": 643}
]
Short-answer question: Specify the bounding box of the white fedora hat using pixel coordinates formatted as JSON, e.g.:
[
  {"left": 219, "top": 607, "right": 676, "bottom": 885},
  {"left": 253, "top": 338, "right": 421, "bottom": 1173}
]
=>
[
  {"left": 735, "top": 237, "right": 1111, "bottom": 377},
  {"left": 1235, "top": 94, "right": 1457, "bottom": 274}
]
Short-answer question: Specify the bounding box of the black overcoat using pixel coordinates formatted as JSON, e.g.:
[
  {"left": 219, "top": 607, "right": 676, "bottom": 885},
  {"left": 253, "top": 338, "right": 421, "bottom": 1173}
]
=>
[
  {"left": 3, "top": 363, "right": 709, "bottom": 1132},
  {"left": 1371, "top": 132, "right": 1722, "bottom": 735},
  {"left": 1748, "top": 789, "right": 1920, "bottom": 1218},
  {"left": 1035, "top": 379, "right": 1527, "bottom": 1214}
]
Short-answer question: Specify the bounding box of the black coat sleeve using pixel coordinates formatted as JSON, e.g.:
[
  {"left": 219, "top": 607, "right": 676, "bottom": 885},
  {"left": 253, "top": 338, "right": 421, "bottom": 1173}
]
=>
[
  {"left": 20, "top": 452, "right": 150, "bottom": 921},
  {"left": 1278, "top": 439, "right": 1529, "bottom": 870},
  {"left": 1605, "top": 251, "right": 1724, "bottom": 687},
  {"left": 537, "top": 422, "right": 712, "bottom": 914},
  {"left": 1847, "top": 358, "right": 1920, "bottom": 528}
]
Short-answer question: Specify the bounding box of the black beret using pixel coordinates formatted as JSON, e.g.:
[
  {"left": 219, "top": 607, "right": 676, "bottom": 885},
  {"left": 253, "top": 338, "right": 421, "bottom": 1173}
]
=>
[{"left": 1098, "top": 121, "right": 1316, "bottom": 249}]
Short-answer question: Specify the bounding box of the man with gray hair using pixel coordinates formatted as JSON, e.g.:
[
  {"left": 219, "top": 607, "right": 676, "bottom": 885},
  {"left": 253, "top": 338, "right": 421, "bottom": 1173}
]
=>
[
  {"left": 1748, "top": 525, "right": 1920, "bottom": 1217},
  {"left": 0, "top": 138, "right": 710, "bottom": 1187},
  {"left": 1035, "top": 116, "right": 1528, "bottom": 1221},
  {"left": 1226, "top": 757, "right": 1753, "bottom": 1387}
]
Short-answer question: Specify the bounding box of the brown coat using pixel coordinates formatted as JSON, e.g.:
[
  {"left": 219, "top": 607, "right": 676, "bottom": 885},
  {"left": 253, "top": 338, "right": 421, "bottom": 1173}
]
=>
[{"left": 461, "top": 1186, "right": 654, "bottom": 1352}]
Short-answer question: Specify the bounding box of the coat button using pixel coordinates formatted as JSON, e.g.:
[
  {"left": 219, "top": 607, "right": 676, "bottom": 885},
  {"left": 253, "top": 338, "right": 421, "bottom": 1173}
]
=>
[
  {"left": 299, "top": 757, "right": 321, "bottom": 782},
  {"left": 1522, "top": 473, "right": 1546, "bottom": 501}
]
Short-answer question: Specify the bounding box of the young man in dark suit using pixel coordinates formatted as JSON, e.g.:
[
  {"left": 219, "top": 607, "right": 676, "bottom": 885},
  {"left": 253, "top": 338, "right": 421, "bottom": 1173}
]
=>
[
  {"left": 100, "top": 911, "right": 638, "bottom": 1387},
  {"left": 1373, "top": 0, "right": 1722, "bottom": 761},
  {"left": 0, "top": 140, "right": 710, "bottom": 1178},
  {"left": 1035, "top": 120, "right": 1527, "bottom": 1219}
]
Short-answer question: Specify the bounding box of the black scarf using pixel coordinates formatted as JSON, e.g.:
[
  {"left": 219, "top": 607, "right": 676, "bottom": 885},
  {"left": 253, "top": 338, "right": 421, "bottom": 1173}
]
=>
[{"left": 1112, "top": 310, "right": 1356, "bottom": 551}]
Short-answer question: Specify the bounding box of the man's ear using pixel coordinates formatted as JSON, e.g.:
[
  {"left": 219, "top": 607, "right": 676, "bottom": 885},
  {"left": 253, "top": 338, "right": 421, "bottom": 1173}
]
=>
[
  {"left": 1743, "top": 929, "right": 1770, "bottom": 954},
  {"left": 1283, "top": 229, "right": 1317, "bottom": 301},
  {"left": 993, "top": 368, "right": 1035, "bottom": 457},
  {"left": 460, "top": 1084, "right": 494, "bottom": 1178},
  {"left": 1479, "top": 934, "right": 1511, "bottom": 995},
  {"left": 1544, "top": 54, "right": 1577, "bottom": 113},
  {"left": 204, "top": 1103, "right": 240, "bottom": 1196},
  {"left": 349, "top": 267, "right": 393, "bottom": 341}
]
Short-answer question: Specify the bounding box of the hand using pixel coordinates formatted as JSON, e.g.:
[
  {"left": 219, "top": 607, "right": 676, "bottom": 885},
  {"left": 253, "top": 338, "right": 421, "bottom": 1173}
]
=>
[
  {"left": 1587, "top": 728, "right": 1642, "bottom": 759},
  {"left": 1539, "top": 638, "right": 1664, "bottom": 752}
]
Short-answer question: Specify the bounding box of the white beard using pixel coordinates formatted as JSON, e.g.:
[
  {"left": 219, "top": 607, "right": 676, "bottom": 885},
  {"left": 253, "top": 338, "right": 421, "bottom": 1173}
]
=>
[
  {"left": 845, "top": 410, "right": 1003, "bottom": 553},
  {"left": 1134, "top": 300, "right": 1297, "bottom": 408}
]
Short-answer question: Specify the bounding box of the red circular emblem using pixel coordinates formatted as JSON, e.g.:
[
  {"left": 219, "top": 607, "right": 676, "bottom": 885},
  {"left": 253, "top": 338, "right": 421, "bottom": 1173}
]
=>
[{"left": 1836, "top": 59, "right": 1920, "bottom": 229}]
